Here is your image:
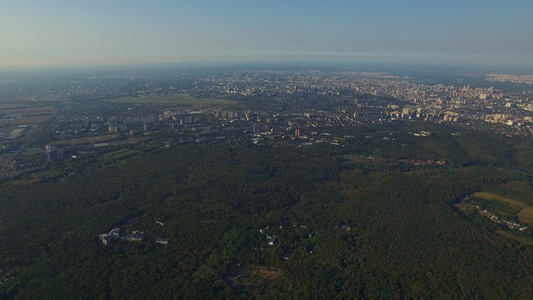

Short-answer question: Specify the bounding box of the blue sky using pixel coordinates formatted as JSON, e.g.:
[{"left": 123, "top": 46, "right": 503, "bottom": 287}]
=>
[{"left": 1, "top": 0, "right": 532, "bottom": 69}]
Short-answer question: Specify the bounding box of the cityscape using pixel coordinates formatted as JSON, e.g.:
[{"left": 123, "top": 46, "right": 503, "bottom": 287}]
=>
[
  {"left": 2, "top": 0, "right": 533, "bottom": 298},
  {"left": 1, "top": 67, "right": 531, "bottom": 177}
]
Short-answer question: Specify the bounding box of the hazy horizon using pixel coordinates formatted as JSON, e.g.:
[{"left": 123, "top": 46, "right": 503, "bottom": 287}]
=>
[{"left": 1, "top": 1, "right": 532, "bottom": 70}]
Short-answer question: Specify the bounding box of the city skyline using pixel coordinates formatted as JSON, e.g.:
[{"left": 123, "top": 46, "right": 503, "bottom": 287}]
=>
[{"left": 1, "top": 0, "right": 532, "bottom": 69}]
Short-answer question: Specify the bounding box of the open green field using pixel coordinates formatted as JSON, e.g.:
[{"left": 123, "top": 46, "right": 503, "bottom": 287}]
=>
[
  {"left": 474, "top": 191, "right": 533, "bottom": 225},
  {"left": 110, "top": 150, "right": 139, "bottom": 160},
  {"left": 110, "top": 94, "right": 235, "bottom": 106},
  {"left": 103, "top": 148, "right": 142, "bottom": 160},
  {"left": 470, "top": 196, "right": 522, "bottom": 215},
  {"left": 104, "top": 148, "right": 131, "bottom": 157},
  {"left": 140, "top": 142, "right": 163, "bottom": 153}
]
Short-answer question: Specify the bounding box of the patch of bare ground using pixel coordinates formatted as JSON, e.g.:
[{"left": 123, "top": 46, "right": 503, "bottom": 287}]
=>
[{"left": 224, "top": 265, "right": 282, "bottom": 295}]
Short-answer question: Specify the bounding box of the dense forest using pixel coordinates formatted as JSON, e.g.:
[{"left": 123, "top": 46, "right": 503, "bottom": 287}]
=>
[{"left": 1, "top": 122, "right": 533, "bottom": 299}]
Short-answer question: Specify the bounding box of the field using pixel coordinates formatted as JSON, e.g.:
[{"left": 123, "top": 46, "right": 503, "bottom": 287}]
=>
[
  {"left": 0, "top": 97, "right": 38, "bottom": 103},
  {"left": 49, "top": 134, "right": 120, "bottom": 146},
  {"left": 473, "top": 191, "right": 533, "bottom": 225},
  {"left": 0, "top": 104, "right": 57, "bottom": 124},
  {"left": 109, "top": 150, "right": 139, "bottom": 160},
  {"left": 9, "top": 114, "right": 54, "bottom": 124},
  {"left": 0, "top": 104, "right": 56, "bottom": 113},
  {"left": 104, "top": 148, "right": 141, "bottom": 160},
  {"left": 110, "top": 94, "right": 235, "bottom": 106}
]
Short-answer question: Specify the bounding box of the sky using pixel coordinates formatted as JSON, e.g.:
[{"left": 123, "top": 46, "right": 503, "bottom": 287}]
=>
[{"left": 1, "top": 0, "right": 532, "bottom": 69}]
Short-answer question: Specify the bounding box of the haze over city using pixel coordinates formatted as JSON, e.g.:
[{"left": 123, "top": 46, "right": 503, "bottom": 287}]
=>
[
  {"left": 1, "top": 0, "right": 532, "bottom": 69},
  {"left": 4, "top": 1, "right": 533, "bottom": 299}
]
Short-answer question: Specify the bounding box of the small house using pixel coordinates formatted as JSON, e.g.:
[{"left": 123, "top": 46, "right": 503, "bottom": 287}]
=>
[{"left": 156, "top": 237, "right": 169, "bottom": 245}]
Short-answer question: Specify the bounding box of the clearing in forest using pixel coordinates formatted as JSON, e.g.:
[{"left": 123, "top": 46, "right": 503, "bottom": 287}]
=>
[{"left": 474, "top": 192, "right": 533, "bottom": 225}]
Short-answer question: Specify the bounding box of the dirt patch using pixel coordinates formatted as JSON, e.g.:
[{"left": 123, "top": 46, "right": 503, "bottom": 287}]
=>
[
  {"left": 8, "top": 177, "right": 40, "bottom": 186},
  {"left": 224, "top": 265, "right": 282, "bottom": 295},
  {"left": 244, "top": 265, "right": 282, "bottom": 281}
]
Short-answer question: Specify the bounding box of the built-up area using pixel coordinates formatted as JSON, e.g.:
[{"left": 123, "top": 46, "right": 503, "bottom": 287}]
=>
[{"left": 0, "top": 68, "right": 532, "bottom": 176}]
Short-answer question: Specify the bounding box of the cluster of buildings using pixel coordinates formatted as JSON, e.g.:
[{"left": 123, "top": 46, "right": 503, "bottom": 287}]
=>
[
  {"left": 97, "top": 219, "right": 172, "bottom": 246},
  {"left": 98, "top": 228, "right": 145, "bottom": 245},
  {"left": 487, "top": 74, "right": 533, "bottom": 84},
  {"left": 335, "top": 224, "right": 352, "bottom": 232},
  {"left": 487, "top": 214, "right": 528, "bottom": 232},
  {"left": 2, "top": 68, "right": 533, "bottom": 176},
  {"left": 455, "top": 203, "right": 529, "bottom": 232},
  {"left": 115, "top": 70, "right": 530, "bottom": 139},
  {"left": 45, "top": 145, "right": 62, "bottom": 161},
  {"left": 411, "top": 159, "right": 446, "bottom": 166},
  {"left": 258, "top": 226, "right": 279, "bottom": 246},
  {"left": 98, "top": 228, "right": 122, "bottom": 245}
]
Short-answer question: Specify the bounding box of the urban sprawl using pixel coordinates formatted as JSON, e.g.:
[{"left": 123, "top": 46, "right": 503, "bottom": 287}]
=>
[{"left": 1, "top": 69, "right": 532, "bottom": 176}]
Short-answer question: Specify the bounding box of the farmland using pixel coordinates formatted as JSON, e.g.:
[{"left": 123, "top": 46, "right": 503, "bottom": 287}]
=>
[
  {"left": 0, "top": 103, "right": 57, "bottom": 125},
  {"left": 473, "top": 191, "right": 533, "bottom": 225}
]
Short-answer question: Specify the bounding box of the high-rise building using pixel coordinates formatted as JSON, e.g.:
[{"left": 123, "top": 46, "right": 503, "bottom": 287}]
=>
[{"left": 45, "top": 145, "right": 61, "bottom": 161}]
